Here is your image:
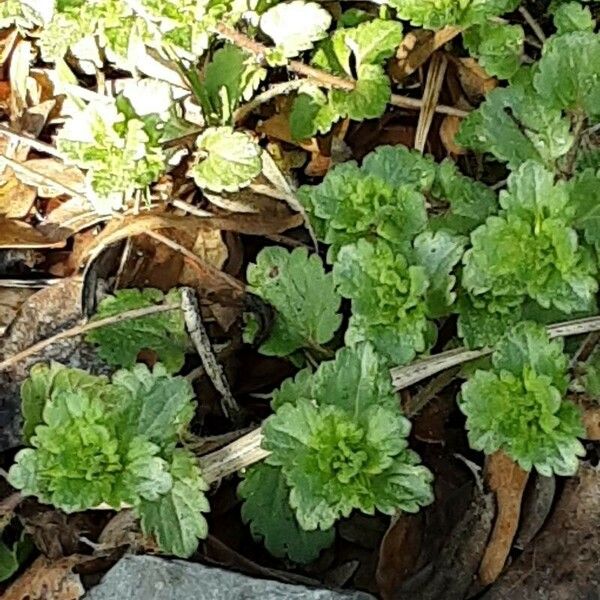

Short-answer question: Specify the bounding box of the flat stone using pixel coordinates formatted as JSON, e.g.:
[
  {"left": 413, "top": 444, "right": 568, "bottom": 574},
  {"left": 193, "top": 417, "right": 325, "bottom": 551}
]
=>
[{"left": 84, "top": 555, "right": 376, "bottom": 600}]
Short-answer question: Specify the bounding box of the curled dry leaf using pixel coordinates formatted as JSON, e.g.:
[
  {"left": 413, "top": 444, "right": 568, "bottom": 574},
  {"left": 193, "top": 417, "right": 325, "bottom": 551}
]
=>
[
  {"left": 439, "top": 115, "right": 467, "bottom": 156},
  {"left": 3, "top": 555, "right": 87, "bottom": 600},
  {"left": 482, "top": 463, "right": 600, "bottom": 600},
  {"left": 0, "top": 288, "right": 34, "bottom": 335},
  {"left": 376, "top": 513, "right": 423, "bottom": 599},
  {"left": 583, "top": 406, "right": 600, "bottom": 440},
  {"left": 16, "top": 158, "right": 86, "bottom": 198},
  {"left": 0, "top": 168, "right": 36, "bottom": 218},
  {"left": 514, "top": 474, "right": 555, "bottom": 550},
  {"left": 0, "top": 217, "right": 67, "bottom": 248},
  {"left": 391, "top": 26, "right": 462, "bottom": 83},
  {"left": 453, "top": 57, "right": 498, "bottom": 102},
  {"left": 479, "top": 451, "right": 529, "bottom": 585}
]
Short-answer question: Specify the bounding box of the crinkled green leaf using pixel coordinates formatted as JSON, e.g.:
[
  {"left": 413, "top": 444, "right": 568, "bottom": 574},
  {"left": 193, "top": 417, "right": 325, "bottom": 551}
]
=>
[
  {"left": 298, "top": 149, "right": 428, "bottom": 259},
  {"left": 111, "top": 363, "right": 195, "bottom": 448},
  {"left": 56, "top": 83, "right": 172, "bottom": 213},
  {"left": 412, "top": 230, "right": 467, "bottom": 317},
  {"left": 263, "top": 344, "right": 433, "bottom": 530},
  {"left": 361, "top": 145, "right": 437, "bottom": 192},
  {"left": 9, "top": 384, "right": 170, "bottom": 512},
  {"left": 457, "top": 68, "right": 574, "bottom": 169},
  {"left": 9, "top": 362, "right": 205, "bottom": 556},
  {"left": 429, "top": 159, "right": 498, "bottom": 234},
  {"left": 239, "top": 463, "right": 335, "bottom": 563},
  {"left": 246, "top": 247, "right": 342, "bottom": 358},
  {"left": 463, "top": 21, "right": 524, "bottom": 80},
  {"left": 459, "top": 322, "right": 585, "bottom": 476},
  {"left": 86, "top": 288, "right": 189, "bottom": 373},
  {"left": 535, "top": 31, "right": 600, "bottom": 117},
  {"left": 387, "top": 0, "right": 519, "bottom": 29},
  {"left": 260, "top": 1, "right": 332, "bottom": 58},
  {"left": 137, "top": 449, "right": 210, "bottom": 558},
  {"left": 330, "top": 64, "right": 390, "bottom": 121},
  {"left": 190, "top": 126, "right": 262, "bottom": 192},
  {"left": 457, "top": 294, "right": 521, "bottom": 349},
  {"left": 553, "top": 2, "right": 595, "bottom": 34},
  {"left": 334, "top": 239, "right": 435, "bottom": 365},
  {"left": 460, "top": 162, "right": 598, "bottom": 345}
]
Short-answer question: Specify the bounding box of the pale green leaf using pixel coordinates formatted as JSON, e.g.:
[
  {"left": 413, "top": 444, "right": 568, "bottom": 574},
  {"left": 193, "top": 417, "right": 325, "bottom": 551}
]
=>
[
  {"left": 190, "top": 127, "right": 262, "bottom": 192},
  {"left": 553, "top": 2, "right": 595, "bottom": 36},
  {"left": 260, "top": 1, "right": 332, "bottom": 58},
  {"left": 138, "top": 449, "right": 210, "bottom": 558}
]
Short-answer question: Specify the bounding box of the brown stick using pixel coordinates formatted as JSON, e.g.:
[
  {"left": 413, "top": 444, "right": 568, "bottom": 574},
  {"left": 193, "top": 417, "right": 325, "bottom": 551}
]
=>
[
  {"left": 214, "top": 24, "right": 468, "bottom": 118},
  {"left": 0, "top": 303, "right": 180, "bottom": 372}
]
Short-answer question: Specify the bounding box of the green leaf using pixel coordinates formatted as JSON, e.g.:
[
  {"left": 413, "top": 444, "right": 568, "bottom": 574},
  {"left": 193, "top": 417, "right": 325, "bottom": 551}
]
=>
[
  {"left": 568, "top": 168, "right": 600, "bottom": 245},
  {"left": 553, "top": 2, "right": 595, "bottom": 34},
  {"left": 260, "top": 1, "right": 332, "bottom": 58},
  {"left": 412, "top": 230, "right": 467, "bottom": 317},
  {"left": 457, "top": 68, "right": 574, "bottom": 169},
  {"left": 463, "top": 21, "right": 524, "bottom": 80},
  {"left": 0, "top": 532, "right": 33, "bottom": 583},
  {"left": 246, "top": 247, "right": 342, "bottom": 358},
  {"left": 330, "top": 64, "right": 390, "bottom": 121},
  {"left": 86, "top": 288, "right": 189, "bottom": 373},
  {"left": 137, "top": 449, "right": 210, "bottom": 558},
  {"left": 461, "top": 161, "right": 598, "bottom": 332},
  {"left": 457, "top": 294, "right": 521, "bottom": 349},
  {"left": 361, "top": 145, "right": 437, "bottom": 192},
  {"left": 111, "top": 363, "right": 195, "bottom": 447},
  {"left": 289, "top": 87, "right": 342, "bottom": 140},
  {"left": 534, "top": 31, "right": 600, "bottom": 118},
  {"left": 239, "top": 463, "right": 335, "bottom": 563},
  {"left": 334, "top": 239, "right": 435, "bottom": 365},
  {"left": 9, "top": 362, "right": 204, "bottom": 557},
  {"left": 429, "top": 159, "right": 498, "bottom": 234},
  {"left": 343, "top": 19, "right": 403, "bottom": 66},
  {"left": 201, "top": 45, "right": 267, "bottom": 124},
  {"left": 190, "top": 126, "right": 262, "bottom": 192},
  {"left": 492, "top": 321, "right": 569, "bottom": 391},
  {"left": 298, "top": 148, "right": 428, "bottom": 259},
  {"left": 459, "top": 322, "right": 585, "bottom": 476},
  {"left": 264, "top": 399, "right": 433, "bottom": 530},
  {"left": 387, "top": 0, "right": 519, "bottom": 29}
]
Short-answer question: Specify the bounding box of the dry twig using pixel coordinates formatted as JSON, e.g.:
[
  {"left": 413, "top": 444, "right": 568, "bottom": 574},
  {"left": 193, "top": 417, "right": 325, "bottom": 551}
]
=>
[{"left": 180, "top": 287, "right": 240, "bottom": 419}]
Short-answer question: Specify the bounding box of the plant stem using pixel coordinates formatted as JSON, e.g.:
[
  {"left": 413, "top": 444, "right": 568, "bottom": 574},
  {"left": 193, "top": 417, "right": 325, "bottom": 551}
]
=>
[
  {"left": 213, "top": 24, "right": 469, "bottom": 118},
  {"left": 0, "top": 303, "right": 181, "bottom": 372}
]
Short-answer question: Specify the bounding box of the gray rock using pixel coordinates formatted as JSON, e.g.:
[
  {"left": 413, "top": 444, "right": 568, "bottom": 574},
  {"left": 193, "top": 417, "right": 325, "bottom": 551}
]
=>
[{"left": 84, "top": 555, "right": 376, "bottom": 600}]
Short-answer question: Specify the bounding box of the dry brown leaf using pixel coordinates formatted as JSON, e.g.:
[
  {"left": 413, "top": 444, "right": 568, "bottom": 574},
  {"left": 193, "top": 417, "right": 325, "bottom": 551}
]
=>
[
  {"left": 75, "top": 212, "right": 303, "bottom": 269},
  {"left": 376, "top": 513, "right": 423, "bottom": 599},
  {"left": 0, "top": 217, "right": 68, "bottom": 248},
  {"left": 0, "top": 167, "right": 36, "bottom": 218},
  {"left": 391, "top": 26, "right": 462, "bottom": 82},
  {"left": 3, "top": 555, "right": 87, "bottom": 600},
  {"left": 439, "top": 115, "right": 467, "bottom": 155},
  {"left": 454, "top": 58, "right": 498, "bottom": 101},
  {"left": 479, "top": 451, "right": 529, "bottom": 585},
  {"left": 583, "top": 406, "right": 600, "bottom": 440},
  {"left": 18, "top": 158, "right": 86, "bottom": 197},
  {"left": 180, "top": 229, "right": 228, "bottom": 280},
  {"left": 0, "top": 287, "right": 34, "bottom": 335}
]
